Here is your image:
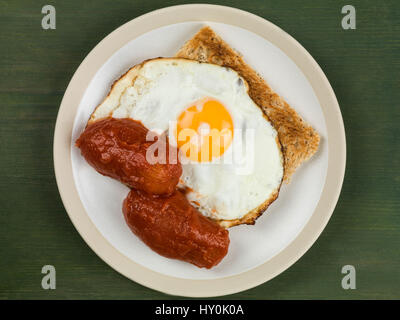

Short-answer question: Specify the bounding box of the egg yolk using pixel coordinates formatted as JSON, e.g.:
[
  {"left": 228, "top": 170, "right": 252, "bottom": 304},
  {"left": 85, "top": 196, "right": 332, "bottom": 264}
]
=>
[{"left": 175, "top": 98, "right": 234, "bottom": 162}]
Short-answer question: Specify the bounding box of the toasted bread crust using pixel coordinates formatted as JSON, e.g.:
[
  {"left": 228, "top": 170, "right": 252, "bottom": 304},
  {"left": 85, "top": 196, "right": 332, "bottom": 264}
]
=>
[{"left": 175, "top": 26, "right": 320, "bottom": 183}]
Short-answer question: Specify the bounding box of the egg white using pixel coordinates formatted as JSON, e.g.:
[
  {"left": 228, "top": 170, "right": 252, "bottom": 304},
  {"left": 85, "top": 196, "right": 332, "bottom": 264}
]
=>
[{"left": 91, "top": 58, "right": 284, "bottom": 221}]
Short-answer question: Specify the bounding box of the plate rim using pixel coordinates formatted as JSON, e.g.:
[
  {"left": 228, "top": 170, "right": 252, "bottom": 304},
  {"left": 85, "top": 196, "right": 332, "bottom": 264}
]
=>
[{"left": 54, "top": 4, "right": 346, "bottom": 297}]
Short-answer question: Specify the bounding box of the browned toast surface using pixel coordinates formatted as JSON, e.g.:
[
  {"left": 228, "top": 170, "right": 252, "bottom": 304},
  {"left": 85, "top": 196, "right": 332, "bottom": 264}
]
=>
[{"left": 175, "top": 26, "right": 320, "bottom": 182}]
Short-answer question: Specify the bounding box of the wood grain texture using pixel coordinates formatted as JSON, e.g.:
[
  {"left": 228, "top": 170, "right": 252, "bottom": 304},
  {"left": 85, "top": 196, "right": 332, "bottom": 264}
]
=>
[{"left": 0, "top": 0, "right": 399, "bottom": 299}]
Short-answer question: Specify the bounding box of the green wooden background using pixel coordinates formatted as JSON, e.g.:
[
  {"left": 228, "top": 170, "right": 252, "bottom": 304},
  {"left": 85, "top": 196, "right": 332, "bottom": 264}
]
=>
[{"left": 0, "top": 0, "right": 399, "bottom": 299}]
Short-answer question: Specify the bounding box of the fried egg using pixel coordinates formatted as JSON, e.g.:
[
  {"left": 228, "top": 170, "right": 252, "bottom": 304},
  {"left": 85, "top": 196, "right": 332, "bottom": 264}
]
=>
[{"left": 90, "top": 58, "right": 284, "bottom": 226}]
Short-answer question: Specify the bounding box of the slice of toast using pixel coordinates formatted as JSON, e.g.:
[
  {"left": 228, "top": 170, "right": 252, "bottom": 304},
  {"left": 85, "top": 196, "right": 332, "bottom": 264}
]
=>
[{"left": 175, "top": 26, "right": 320, "bottom": 182}]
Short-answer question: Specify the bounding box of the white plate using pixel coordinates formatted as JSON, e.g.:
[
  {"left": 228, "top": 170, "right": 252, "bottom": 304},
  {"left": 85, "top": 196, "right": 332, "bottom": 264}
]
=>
[{"left": 54, "top": 4, "right": 345, "bottom": 297}]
